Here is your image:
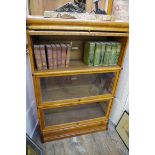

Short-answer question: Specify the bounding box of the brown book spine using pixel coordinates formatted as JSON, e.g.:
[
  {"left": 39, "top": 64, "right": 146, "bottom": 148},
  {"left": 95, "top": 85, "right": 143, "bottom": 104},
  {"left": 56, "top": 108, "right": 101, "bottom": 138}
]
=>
[
  {"left": 40, "top": 45, "right": 47, "bottom": 70},
  {"left": 66, "top": 44, "right": 71, "bottom": 67},
  {"left": 33, "top": 45, "right": 42, "bottom": 70},
  {"left": 56, "top": 44, "right": 61, "bottom": 68},
  {"left": 51, "top": 44, "right": 57, "bottom": 69},
  {"left": 46, "top": 44, "right": 53, "bottom": 69},
  {"left": 60, "top": 44, "right": 67, "bottom": 67}
]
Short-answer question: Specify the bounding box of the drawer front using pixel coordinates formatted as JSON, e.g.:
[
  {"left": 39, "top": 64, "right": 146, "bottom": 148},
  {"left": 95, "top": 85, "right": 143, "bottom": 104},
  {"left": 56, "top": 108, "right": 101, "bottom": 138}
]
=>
[{"left": 42, "top": 119, "right": 108, "bottom": 142}]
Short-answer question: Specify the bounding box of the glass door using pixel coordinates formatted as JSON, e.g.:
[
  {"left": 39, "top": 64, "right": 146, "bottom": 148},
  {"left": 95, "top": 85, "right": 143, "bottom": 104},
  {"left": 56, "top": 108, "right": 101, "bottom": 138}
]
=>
[{"left": 39, "top": 72, "right": 115, "bottom": 103}]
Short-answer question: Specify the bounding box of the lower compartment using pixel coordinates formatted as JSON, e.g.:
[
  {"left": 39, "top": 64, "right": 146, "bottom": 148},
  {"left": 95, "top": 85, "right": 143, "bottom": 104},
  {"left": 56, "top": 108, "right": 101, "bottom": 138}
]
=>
[
  {"left": 40, "top": 100, "right": 111, "bottom": 142},
  {"left": 44, "top": 101, "right": 109, "bottom": 127}
]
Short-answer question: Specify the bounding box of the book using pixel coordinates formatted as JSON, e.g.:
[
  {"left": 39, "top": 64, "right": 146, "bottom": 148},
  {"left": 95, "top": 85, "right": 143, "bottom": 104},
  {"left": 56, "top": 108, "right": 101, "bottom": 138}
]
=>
[
  {"left": 94, "top": 42, "right": 102, "bottom": 66},
  {"left": 103, "top": 42, "right": 112, "bottom": 66},
  {"left": 33, "top": 45, "right": 43, "bottom": 70},
  {"left": 40, "top": 45, "right": 47, "bottom": 70},
  {"left": 56, "top": 44, "right": 62, "bottom": 68},
  {"left": 101, "top": 42, "right": 106, "bottom": 65},
  {"left": 51, "top": 44, "right": 57, "bottom": 69},
  {"left": 114, "top": 42, "right": 122, "bottom": 65},
  {"left": 109, "top": 42, "right": 117, "bottom": 66},
  {"left": 46, "top": 44, "right": 53, "bottom": 69},
  {"left": 66, "top": 43, "right": 72, "bottom": 67},
  {"left": 83, "top": 42, "right": 95, "bottom": 66},
  {"left": 60, "top": 43, "right": 67, "bottom": 68}
]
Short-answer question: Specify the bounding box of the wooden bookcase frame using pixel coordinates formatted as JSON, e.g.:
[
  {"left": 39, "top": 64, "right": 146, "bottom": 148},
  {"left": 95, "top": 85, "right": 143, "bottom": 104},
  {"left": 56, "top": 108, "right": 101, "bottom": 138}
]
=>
[{"left": 27, "top": 16, "right": 128, "bottom": 142}]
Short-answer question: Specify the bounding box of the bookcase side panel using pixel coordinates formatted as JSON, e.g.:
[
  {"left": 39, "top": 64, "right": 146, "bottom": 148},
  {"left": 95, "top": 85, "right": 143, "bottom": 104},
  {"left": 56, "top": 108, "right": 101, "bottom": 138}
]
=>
[
  {"left": 106, "top": 37, "right": 128, "bottom": 119},
  {"left": 37, "top": 108, "right": 45, "bottom": 131},
  {"left": 32, "top": 76, "right": 42, "bottom": 106},
  {"left": 27, "top": 32, "right": 35, "bottom": 72},
  {"left": 118, "top": 38, "right": 129, "bottom": 67}
]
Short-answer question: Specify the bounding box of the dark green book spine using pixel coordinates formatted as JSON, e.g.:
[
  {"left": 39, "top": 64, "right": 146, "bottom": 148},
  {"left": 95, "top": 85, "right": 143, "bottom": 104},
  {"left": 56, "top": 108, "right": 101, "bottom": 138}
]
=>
[
  {"left": 114, "top": 42, "right": 122, "bottom": 65},
  {"left": 94, "top": 42, "right": 102, "bottom": 66},
  {"left": 101, "top": 42, "right": 106, "bottom": 65},
  {"left": 109, "top": 42, "right": 117, "bottom": 66},
  {"left": 99, "top": 42, "right": 103, "bottom": 66},
  {"left": 84, "top": 42, "right": 95, "bottom": 66},
  {"left": 103, "top": 43, "right": 111, "bottom": 66}
]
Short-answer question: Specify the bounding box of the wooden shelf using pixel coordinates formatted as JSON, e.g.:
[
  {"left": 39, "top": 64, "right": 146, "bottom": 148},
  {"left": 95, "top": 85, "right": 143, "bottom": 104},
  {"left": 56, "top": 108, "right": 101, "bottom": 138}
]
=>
[
  {"left": 33, "top": 60, "right": 121, "bottom": 77},
  {"left": 38, "top": 94, "right": 113, "bottom": 109},
  {"left": 28, "top": 30, "right": 128, "bottom": 37}
]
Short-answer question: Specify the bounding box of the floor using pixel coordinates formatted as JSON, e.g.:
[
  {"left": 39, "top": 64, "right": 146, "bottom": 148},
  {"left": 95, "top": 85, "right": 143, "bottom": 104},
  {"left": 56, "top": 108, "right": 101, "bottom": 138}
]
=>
[{"left": 32, "top": 121, "right": 129, "bottom": 155}]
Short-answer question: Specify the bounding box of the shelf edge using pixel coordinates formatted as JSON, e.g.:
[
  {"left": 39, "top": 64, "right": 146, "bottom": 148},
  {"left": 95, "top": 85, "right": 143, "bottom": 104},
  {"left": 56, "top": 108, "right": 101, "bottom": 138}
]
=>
[{"left": 32, "top": 66, "right": 121, "bottom": 77}]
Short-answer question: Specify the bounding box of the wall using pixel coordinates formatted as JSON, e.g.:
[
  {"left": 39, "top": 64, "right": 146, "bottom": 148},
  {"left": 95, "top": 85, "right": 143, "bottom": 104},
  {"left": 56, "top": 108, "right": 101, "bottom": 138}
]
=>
[
  {"left": 26, "top": 54, "right": 38, "bottom": 138},
  {"left": 110, "top": 46, "right": 129, "bottom": 125}
]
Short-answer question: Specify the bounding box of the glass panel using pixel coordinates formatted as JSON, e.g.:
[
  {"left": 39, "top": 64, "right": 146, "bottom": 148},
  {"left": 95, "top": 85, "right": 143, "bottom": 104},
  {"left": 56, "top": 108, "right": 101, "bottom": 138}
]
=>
[
  {"left": 44, "top": 101, "right": 109, "bottom": 127},
  {"left": 40, "top": 73, "right": 115, "bottom": 102}
]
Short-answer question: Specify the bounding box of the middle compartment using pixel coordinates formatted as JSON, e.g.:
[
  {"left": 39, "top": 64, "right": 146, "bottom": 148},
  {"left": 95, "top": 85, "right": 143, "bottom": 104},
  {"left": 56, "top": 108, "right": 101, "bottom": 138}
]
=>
[{"left": 38, "top": 72, "right": 116, "bottom": 104}]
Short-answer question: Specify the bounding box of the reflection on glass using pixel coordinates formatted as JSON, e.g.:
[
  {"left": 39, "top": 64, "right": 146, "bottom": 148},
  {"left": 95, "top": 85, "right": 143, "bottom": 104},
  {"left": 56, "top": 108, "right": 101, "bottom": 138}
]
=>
[
  {"left": 44, "top": 101, "right": 109, "bottom": 126},
  {"left": 40, "top": 73, "right": 115, "bottom": 102}
]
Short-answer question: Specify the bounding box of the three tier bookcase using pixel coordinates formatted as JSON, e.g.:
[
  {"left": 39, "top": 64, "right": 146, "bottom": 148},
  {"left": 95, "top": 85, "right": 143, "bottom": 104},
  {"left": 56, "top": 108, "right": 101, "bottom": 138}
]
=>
[{"left": 27, "top": 16, "right": 129, "bottom": 142}]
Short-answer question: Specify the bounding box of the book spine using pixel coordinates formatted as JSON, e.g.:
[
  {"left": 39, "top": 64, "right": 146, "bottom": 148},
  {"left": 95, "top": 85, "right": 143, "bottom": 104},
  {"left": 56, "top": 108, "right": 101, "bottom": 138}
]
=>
[
  {"left": 84, "top": 42, "right": 95, "bottom": 66},
  {"left": 46, "top": 44, "right": 53, "bottom": 69},
  {"left": 99, "top": 42, "right": 103, "bottom": 66},
  {"left": 66, "top": 44, "right": 71, "bottom": 67},
  {"left": 109, "top": 42, "right": 117, "bottom": 66},
  {"left": 93, "top": 42, "right": 101, "bottom": 66},
  {"left": 51, "top": 44, "right": 57, "bottom": 69},
  {"left": 40, "top": 45, "right": 47, "bottom": 70},
  {"left": 61, "top": 44, "right": 67, "bottom": 68},
  {"left": 33, "top": 45, "right": 43, "bottom": 70},
  {"left": 101, "top": 42, "right": 106, "bottom": 65},
  {"left": 103, "top": 43, "right": 111, "bottom": 66},
  {"left": 83, "top": 42, "right": 89, "bottom": 65},
  {"left": 56, "top": 44, "right": 62, "bottom": 68},
  {"left": 114, "top": 42, "right": 122, "bottom": 65}
]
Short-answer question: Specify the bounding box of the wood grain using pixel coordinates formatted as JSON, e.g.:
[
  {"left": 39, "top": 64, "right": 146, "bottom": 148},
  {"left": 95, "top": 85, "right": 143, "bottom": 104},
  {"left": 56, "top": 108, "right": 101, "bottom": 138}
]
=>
[
  {"left": 26, "top": 16, "right": 129, "bottom": 32},
  {"left": 28, "top": 30, "right": 129, "bottom": 36},
  {"left": 43, "top": 119, "right": 108, "bottom": 142},
  {"left": 38, "top": 94, "right": 113, "bottom": 109},
  {"left": 33, "top": 64, "right": 121, "bottom": 77}
]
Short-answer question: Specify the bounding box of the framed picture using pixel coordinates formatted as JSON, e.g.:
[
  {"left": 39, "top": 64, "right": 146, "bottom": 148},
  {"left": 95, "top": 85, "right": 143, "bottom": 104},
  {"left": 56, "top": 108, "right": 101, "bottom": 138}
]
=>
[
  {"left": 116, "top": 111, "right": 129, "bottom": 149},
  {"left": 26, "top": 134, "right": 44, "bottom": 155}
]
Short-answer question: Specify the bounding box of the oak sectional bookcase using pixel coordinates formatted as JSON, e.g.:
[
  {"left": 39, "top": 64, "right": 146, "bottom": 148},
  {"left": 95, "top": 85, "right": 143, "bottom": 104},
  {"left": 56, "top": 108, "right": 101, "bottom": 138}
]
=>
[{"left": 27, "top": 16, "right": 128, "bottom": 142}]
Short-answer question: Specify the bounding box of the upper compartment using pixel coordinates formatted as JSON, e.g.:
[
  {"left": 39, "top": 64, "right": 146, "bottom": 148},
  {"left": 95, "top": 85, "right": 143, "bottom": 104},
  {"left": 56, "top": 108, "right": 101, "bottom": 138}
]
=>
[{"left": 27, "top": 16, "right": 128, "bottom": 76}]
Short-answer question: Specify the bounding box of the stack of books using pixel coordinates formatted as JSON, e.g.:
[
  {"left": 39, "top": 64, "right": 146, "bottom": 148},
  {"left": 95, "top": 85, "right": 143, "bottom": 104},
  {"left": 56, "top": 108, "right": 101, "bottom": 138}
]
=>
[
  {"left": 33, "top": 43, "right": 72, "bottom": 70},
  {"left": 84, "top": 42, "right": 122, "bottom": 66}
]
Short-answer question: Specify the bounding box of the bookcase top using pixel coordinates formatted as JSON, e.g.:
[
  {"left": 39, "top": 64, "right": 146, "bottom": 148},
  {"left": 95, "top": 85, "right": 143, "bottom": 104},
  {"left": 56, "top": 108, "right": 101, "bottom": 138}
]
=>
[{"left": 26, "top": 16, "right": 129, "bottom": 33}]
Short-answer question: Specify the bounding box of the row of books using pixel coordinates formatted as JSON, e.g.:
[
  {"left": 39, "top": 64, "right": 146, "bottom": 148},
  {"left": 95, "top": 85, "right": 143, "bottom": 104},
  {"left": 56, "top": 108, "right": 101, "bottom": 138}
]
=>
[
  {"left": 84, "top": 42, "right": 122, "bottom": 66},
  {"left": 33, "top": 43, "right": 71, "bottom": 70}
]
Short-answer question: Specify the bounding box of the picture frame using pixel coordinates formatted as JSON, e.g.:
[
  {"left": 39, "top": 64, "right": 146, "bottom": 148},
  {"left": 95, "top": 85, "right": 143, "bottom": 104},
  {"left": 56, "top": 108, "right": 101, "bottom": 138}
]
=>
[
  {"left": 116, "top": 111, "right": 129, "bottom": 149},
  {"left": 26, "top": 134, "right": 44, "bottom": 155}
]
